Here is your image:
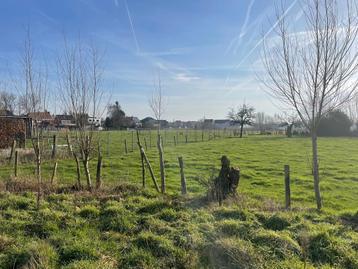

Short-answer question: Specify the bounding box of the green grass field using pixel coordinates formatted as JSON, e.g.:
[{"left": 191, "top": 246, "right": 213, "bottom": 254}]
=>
[
  {"left": 0, "top": 132, "right": 357, "bottom": 268},
  {"left": 1, "top": 132, "right": 357, "bottom": 212}
]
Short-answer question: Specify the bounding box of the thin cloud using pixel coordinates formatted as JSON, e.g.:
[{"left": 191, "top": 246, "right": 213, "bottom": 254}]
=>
[
  {"left": 175, "top": 73, "right": 200, "bottom": 82},
  {"left": 124, "top": 0, "right": 140, "bottom": 53}
]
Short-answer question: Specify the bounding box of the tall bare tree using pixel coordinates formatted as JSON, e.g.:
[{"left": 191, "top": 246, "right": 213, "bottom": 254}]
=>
[
  {"left": 149, "top": 73, "right": 166, "bottom": 193},
  {"left": 57, "top": 37, "right": 105, "bottom": 190},
  {"left": 262, "top": 0, "right": 358, "bottom": 209},
  {"left": 20, "top": 27, "right": 48, "bottom": 207}
]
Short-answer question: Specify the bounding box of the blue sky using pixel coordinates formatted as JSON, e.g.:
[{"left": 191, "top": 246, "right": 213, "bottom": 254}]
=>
[{"left": 0, "top": 0, "right": 303, "bottom": 120}]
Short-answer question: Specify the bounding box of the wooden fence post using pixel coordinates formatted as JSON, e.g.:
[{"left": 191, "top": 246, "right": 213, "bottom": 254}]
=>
[
  {"left": 9, "top": 140, "right": 16, "bottom": 164},
  {"left": 136, "top": 130, "right": 146, "bottom": 188},
  {"left": 66, "top": 133, "right": 73, "bottom": 157},
  {"left": 144, "top": 137, "right": 148, "bottom": 151},
  {"left": 124, "top": 139, "right": 128, "bottom": 154},
  {"left": 131, "top": 131, "right": 134, "bottom": 152},
  {"left": 51, "top": 162, "right": 58, "bottom": 185},
  {"left": 178, "top": 156, "right": 187, "bottom": 195},
  {"left": 174, "top": 136, "right": 177, "bottom": 146},
  {"left": 51, "top": 135, "right": 57, "bottom": 159},
  {"left": 141, "top": 148, "right": 160, "bottom": 192},
  {"left": 157, "top": 135, "right": 166, "bottom": 194},
  {"left": 14, "top": 150, "right": 19, "bottom": 177},
  {"left": 284, "top": 165, "right": 291, "bottom": 209}
]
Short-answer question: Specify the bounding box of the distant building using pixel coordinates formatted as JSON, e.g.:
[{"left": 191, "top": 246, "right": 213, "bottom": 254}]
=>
[
  {"left": 0, "top": 109, "right": 14, "bottom": 117},
  {"left": 87, "top": 116, "right": 101, "bottom": 127},
  {"left": 27, "top": 111, "right": 54, "bottom": 128},
  {"left": 54, "top": 114, "right": 77, "bottom": 129},
  {"left": 213, "top": 119, "right": 231, "bottom": 129}
]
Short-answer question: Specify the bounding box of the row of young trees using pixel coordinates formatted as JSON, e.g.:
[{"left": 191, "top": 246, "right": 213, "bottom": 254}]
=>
[{"left": 0, "top": 28, "right": 107, "bottom": 206}]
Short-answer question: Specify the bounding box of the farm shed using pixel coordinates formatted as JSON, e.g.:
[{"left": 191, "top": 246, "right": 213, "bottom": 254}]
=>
[{"left": 0, "top": 116, "right": 31, "bottom": 149}]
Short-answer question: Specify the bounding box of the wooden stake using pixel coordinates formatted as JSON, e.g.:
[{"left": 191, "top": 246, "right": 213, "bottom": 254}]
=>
[
  {"left": 144, "top": 137, "right": 148, "bottom": 151},
  {"left": 284, "top": 165, "right": 291, "bottom": 209},
  {"left": 178, "top": 156, "right": 187, "bottom": 195},
  {"left": 51, "top": 135, "right": 57, "bottom": 159},
  {"left": 141, "top": 148, "right": 160, "bottom": 192},
  {"left": 174, "top": 136, "right": 177, "bottom": 146},
  {"left": 157, "top": 134, "right": 166, "bottom": 194},
  {"left": 136, "top": 130, "right": 146, "bottom": 188},
  {"left": 124, "top": 139, "right": 128, "bottom": 154},
  {"left": 14, "top": 150, "right": 19, "bottom": 177},
  {"left": 51, "top": 162, "right": 58, "bottom": 184},
  {"left": 9, "top": 140, "right": 16, "bottom": 164}
]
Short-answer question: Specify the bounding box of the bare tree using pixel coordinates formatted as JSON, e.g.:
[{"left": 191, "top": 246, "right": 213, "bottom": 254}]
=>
[
  {"left": 57, "top": 37, "right": 105, "bottom": 190},
  {"left": 149, "top": 72, "right": 166, "bottom": 193},
  {"left": 262, "top": 0, "right": 358, "bottom": 209},
  {"left": 228, "top": 103, "right": 255, "bottom": 138},
  {"left": 278, "top": 112, "right": 299, "bottom": 138},
  {"left": 255, "top": 112, "right": 267, "bottom": 134},
  {"left": 20, "top": 27, "right": 48, "bottom": 207},
  {"left": 0, "top": 89, "right": 17, "bottom": 113}
]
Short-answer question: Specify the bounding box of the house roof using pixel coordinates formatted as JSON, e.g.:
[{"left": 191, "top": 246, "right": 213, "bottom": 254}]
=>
[
  {"left": 28, "top": 111, "right": 53, "bottom": 121},
  {"left": 0, "top": 109, "right": 14, "bottom": 116}
]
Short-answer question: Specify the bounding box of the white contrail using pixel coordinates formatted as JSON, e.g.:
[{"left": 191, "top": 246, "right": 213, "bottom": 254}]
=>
[
  {"left": 233, "top": 0, "right": 255, "bottom": 54},
  {"left": 124, "top": 0, "right": 140, "bottom": 53},
  {"left": 224, "top": 0, "right": 299, "bottom": 92}
]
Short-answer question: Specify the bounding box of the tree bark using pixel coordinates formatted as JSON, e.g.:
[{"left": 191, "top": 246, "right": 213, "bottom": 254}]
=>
[
  {"left": 83, "top": 157, "right": 92, "bottom": 190},
  {"left": 74, "top": 153, "right": 81, "bottom": 189},
  {"left": 240, "top": 124, "right": 244, "bottom": 138},
  {"left": 96, "top": 154, "right": 102, "bottom": 190},
  {"left": 311, "top": 132, "right": 322, "bottom": 210}
]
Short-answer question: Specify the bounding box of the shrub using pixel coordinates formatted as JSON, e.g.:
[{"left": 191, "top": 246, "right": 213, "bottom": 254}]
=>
[
  {"left": 263, "top": 214, "right": 291, "bottom": 231},
  {"left": 207, "top": 238, "right": 263, "bottom": 269},
  {"left": 79, "top": 205, "right": 100, "bottom": 219}
]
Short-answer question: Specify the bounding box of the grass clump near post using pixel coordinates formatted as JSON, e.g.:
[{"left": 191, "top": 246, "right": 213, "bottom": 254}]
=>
[{"left": 213, "top": 207, "right": 249, "bottom": 221}]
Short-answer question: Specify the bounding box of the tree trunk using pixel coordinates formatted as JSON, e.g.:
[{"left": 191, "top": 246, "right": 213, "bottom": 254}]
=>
[
  {"left": 311, "top": 132, "right": 322, "bottom": 210},
  {"left": 96, "top": 154, "right": 102, "bottom": 190},
  {"left": 240, "top": 124, "right": 244, "bottom": 138},
  {"left": 74, "top": 153, "right": 81, "bottom": 189},
  {"left": 36, "top": 150, "right": 42, "bottom": 208},
  {"left": 157, "top": 134, "right": 166, "bottom": 194},
  {"left": 83, "top": 157, "right": 92, "bottom": 190}
]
